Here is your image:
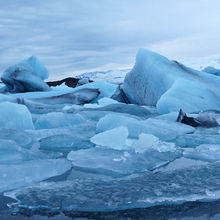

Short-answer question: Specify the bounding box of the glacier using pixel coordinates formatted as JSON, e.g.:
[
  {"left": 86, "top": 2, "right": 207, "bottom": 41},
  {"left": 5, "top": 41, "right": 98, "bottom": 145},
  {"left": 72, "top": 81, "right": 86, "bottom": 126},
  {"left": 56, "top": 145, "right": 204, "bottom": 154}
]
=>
[{"left": 0, "top": 49, "right": 220, "bottom": 219}]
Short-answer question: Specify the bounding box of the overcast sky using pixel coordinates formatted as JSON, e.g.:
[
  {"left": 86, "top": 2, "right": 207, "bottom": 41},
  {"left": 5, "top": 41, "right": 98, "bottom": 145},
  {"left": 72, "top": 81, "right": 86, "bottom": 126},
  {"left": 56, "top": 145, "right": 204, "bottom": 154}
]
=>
[{"left": 1, "top": 0, "right": 220, "bottom": 79}]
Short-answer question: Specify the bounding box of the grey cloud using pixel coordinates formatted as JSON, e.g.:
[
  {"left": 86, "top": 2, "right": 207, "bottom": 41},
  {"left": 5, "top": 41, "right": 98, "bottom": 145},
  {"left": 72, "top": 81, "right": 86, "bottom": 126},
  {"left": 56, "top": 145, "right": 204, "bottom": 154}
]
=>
[{"left": 1, "top": 0, "right": 220, "bottom": 79}]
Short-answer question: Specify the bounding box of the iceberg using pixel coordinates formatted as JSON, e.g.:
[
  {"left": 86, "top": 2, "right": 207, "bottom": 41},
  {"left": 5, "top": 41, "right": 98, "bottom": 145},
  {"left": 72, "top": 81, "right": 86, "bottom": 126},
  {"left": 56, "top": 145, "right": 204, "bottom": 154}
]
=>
[
  {"left": 22, "top": 56, "right": 49, "bottom": 80},
  {"left": 123, "top": 49, "right": 220, "bottom": 113},
  {"left": 1, "top": 56, "right": 50, "bottom": 92}
]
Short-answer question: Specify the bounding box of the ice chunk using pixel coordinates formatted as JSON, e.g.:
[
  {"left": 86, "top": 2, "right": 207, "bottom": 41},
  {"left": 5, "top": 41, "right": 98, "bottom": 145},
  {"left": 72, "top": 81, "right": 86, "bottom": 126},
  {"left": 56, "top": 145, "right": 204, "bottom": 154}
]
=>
[
  {"left": 83, "top": 103, "right": 100, "bottom": 108},
  {"left": 23, "top": 56, "right": 49, "bottom": 80},
  {"left": 0, "top": 129, "right": 35, "bottom": 149},
  {"left": 87, "top": 103, "right": 153, "bottom": 118},
  {"left": 77, "top": 77, "right": 90, "bottom": 86},
  {"left": 67, "top": 147, "right": 150, "bottom": 176},
  {"left": 123, "top": 49, "right": 220, "bottom": 113},
  {"left": 96, "top": 113, "right": 146, "bottom": 138},
  {"left": 133, "top": 133, "right": 176, "bottom": 153},
  {"left": 1, "top": 56, "right": 50, "bottom": 92},
  {"left": 96, "top": 113, "right": 194, "bottom": 140},
  {"left": 203, "top": 66, "right": 220, "bottom": 76},
  {"left": 0, "top": 139, "right": 36, "bottom": 164},
  {"left": 91, "top": 126, "right": 128, "bottom": 150},
  {"left": 175, "top": 133, "right": 220, "bottom": 148},
  {"left": 98, "top": 97, "right": 118, "bottom": 106},
  {"left": 30, "top": 88, "right": 100, "bottom": 105},
  {"left": 155, "top": 157, "right": 208, "bottom": 172},
  {"left": 143, "top": 118, "right": 195, "bottom": 141},
  {"left": 0, "top": 159, "right": 71, "bottom": 193},
  {"left": 68, "top": 138, "right": 180, "bottom": 176},
  {"left": 34, "top": 112, "right": 86, "bottom": 129},
  {"left": 78, "top": 81, "right": 117, "bottom": 99},
  {"left": 39, "top": 134, "right": 94, "bottom": 155},
  {"left": 11, "top": 70, "right": 50, "bottom": 92},
  {"left": 0, "top": 93, "right": 18, "bottom": 103},
  {"left": 0, "top": 102, "right": 34, "bottom": 130},
  {"left": 10, "top": 81, "right": 117, "bottom": 103},
  {"left": 184, "top": 144, "right": 220, "bottom": 162},
  {"left": 157, "top": 78, "right": 220, "bottom": 114},
  {"left": 7, "top": 162, "right": 220, "bottom": 213}
]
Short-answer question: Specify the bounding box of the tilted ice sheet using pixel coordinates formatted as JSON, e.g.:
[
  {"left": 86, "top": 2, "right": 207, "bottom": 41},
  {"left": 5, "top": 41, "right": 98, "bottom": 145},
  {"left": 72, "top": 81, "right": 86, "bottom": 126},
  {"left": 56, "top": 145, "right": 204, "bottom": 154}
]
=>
[
  {"left": 0, "top": 139, "right": 37, "bottom": 164},
  {"left": 39, "top": 134, "right": 95, "bottom": 155},
  {"left": 5, "top": 162, "right": 220, "bottom": 213},
  {"left": 0, "top": 129, "right": 35, "bottom": 149},
  {"left": 0, "top": 159, "right": 71, "bottom": 193},
  {"left": 91, "top": 126, "right": 128, "bottom": 150},
  {"left": 67, "top": 144, "right": 181, "bottom": 176}
]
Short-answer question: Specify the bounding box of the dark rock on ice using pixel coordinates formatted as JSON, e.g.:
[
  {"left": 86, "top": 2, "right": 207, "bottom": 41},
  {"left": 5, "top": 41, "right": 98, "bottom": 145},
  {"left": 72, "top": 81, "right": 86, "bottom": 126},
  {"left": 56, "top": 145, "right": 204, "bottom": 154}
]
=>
[
  {"left": 177, "top": 109, "right": 219, "bottom": 128},
  {"left": 47, "top": 77, "right": 79, "bottom": 88}
]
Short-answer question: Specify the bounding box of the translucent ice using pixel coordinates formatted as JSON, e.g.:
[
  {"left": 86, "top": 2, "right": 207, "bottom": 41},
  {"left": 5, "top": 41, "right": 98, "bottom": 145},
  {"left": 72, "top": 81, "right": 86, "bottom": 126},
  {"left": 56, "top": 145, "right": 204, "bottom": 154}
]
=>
[
  {"left": 133, "top": 133, "right": 176, "bottom": 153},
  {"left": 22, "top": 56, "right": 49, "bottom": 80},
  {"left": 40, "top": 134, "right": 94, "bottom": 155},
  {"left": 0, "top": 159, "right": 71, "bottom": 193},
  {"left": 0, "top": 139, "right": 36, "bottom": 164},
  {"left": 96, "top": 113, "right": 194, "bottom": 140},
  {"left": 0, "top": 129, "right": 35, "bottom": 149},
  {"left": 98, "top": 97, "right": 118, "bottom": 106},
  {"left": 6, "top": 162, "right": 220, "bottom": 213},
  {"left": 34, "top": 112, "right": 86, "bottom": 129},
  {"left": 91, "top": 126, "right": 128, "bottom": 150},
  {"left": 67, "top": 147, "right": 150, "bottom": 176},
  {"left": 183, "top": 144, "right": 220, "bottom": 162},
  {"left": 0, "top": 102, "right": 34, "bottom": 130}
]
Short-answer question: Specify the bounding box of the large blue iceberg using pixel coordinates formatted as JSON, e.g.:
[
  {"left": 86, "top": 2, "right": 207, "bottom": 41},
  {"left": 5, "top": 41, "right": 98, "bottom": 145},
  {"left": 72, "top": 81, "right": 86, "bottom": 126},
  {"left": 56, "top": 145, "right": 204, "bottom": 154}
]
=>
[
  {"left": 1, "top": 56, "right": 50, "bottom": 92},
  {"left": 123, "top": 49, "right": 220, "bottom": 113}
]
